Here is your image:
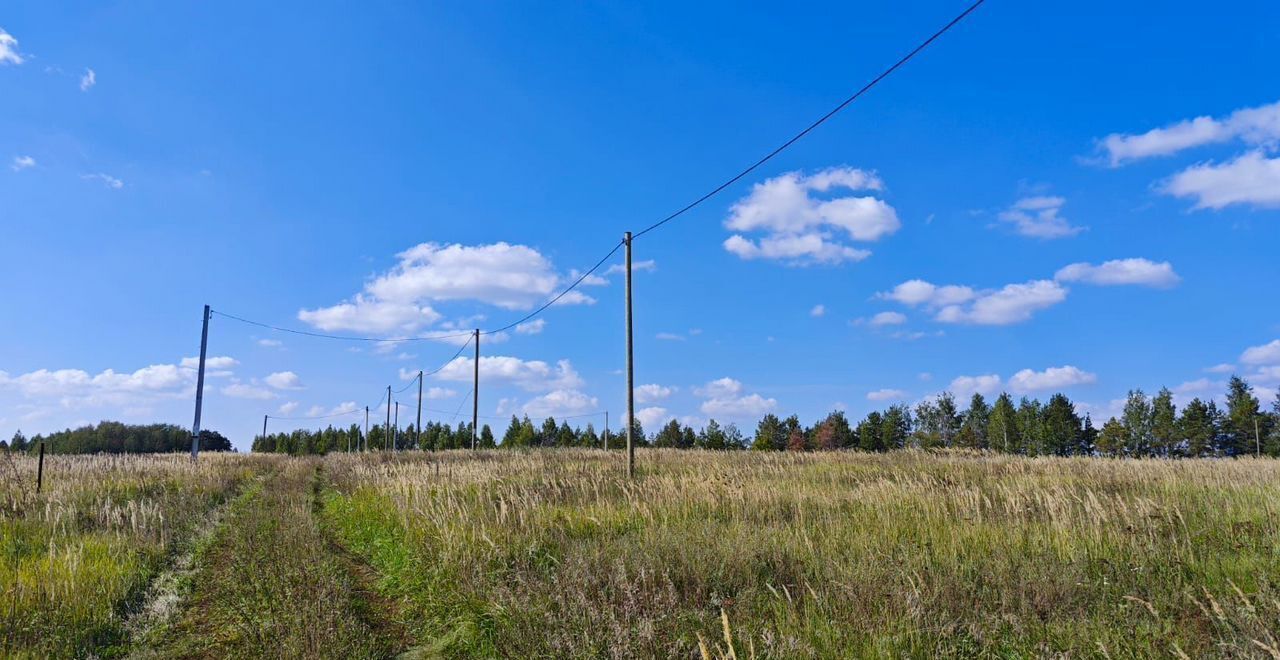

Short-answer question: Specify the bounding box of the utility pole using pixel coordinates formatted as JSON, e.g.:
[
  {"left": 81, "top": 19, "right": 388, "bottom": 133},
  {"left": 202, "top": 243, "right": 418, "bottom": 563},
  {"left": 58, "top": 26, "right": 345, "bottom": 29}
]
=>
[
  {"left": 473, "top": 329, "right": 480, "bottom": 450},
  {"left": 262, "top": 415, "right": 268, "bottom": 449},
  {"left": 190, "top": 304, "right": 211, "bottom": 461},
  {"left": 385, "top": 386, "right": 391, "bottom": 451},
  {"left": 364, "top": 406, "right": 369, "bottom": 452},
  {"left": 604, "top": 410, "right": 609, "bottom": 450},
  {"left": 393, "top": 402, "right": 399, "bottom": 451},
  {"left": 624, "top": 232, "right": 635, "bottom": 478},
  {"left": 1258, "top": 417, "right": 1262, "bottom": 458},
  {"left": 416, "top": 370, "right": 423, "bottom": 451}
]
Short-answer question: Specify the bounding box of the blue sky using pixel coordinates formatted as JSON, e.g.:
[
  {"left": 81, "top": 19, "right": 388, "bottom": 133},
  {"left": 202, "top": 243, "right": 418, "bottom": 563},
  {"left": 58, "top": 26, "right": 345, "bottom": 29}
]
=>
[{"left": 2, "top": 1, "right": 1278, "bottom": 450}]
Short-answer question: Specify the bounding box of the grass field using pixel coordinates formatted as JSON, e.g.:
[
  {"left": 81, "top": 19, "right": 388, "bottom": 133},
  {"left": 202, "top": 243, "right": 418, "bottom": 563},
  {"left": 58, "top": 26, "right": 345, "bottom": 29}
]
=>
[{"left": 3, "top": 449, "right": 1280, "bottom": 657}]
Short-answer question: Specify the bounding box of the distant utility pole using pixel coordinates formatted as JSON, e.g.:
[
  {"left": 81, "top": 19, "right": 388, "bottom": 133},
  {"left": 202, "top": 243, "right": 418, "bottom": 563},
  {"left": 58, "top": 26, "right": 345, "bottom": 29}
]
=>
[
  {"left": 262, "top": 415, "right": 267, "bottom": 449},
  {"left": 190, "top": 304, "right": 211, "bottom": 461},
  {"left": 393, "top": 402, "right": 399, "bottom": 451},
  {"left": 1258, "top": 418, "right": 1262, "bottom": 458},
  {"left": 624, "top": 232, "right": 635, "bottom": 478},
  {"left": 364, "top": 406, "right": 369, "bottom": 452},
  {"left": 416, "top": 370, "right": 423, "bottom": 451},
  {"left": 604, "top": 410, "right": 609, "bottom": 450},
  {"left": 384, "top": 386, "right": 391, "bottom": 451},
  {"left": 473, "top": 329, "right": 480, "bottom": 450}
]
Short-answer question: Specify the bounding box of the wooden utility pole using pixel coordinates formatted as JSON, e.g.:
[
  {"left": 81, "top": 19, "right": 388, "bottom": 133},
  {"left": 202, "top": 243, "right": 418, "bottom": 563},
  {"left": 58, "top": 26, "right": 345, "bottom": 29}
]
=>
[
  {"left": 190, "top": 304, "right": 211, "bottom": 460},
  {"left": 473, "top": 329, "right": 480, "bottom": 450},
  {"left": 36, "top": 441, "right": 45, "bottom": 494},
  {"left": 415, "top": 370, "right": 423, "bottom": 451},
  {"left": 262, "top": 415, "right": 268, "bottom": 449},
  {"left": 364, "top": 406, "right": 369, "bottom": 452},
  {"left": 624, "top": 232, "right": 635, "bottom": 478},
  {"left": 385, "top": 386, "right": 391, "bottom": 451}
]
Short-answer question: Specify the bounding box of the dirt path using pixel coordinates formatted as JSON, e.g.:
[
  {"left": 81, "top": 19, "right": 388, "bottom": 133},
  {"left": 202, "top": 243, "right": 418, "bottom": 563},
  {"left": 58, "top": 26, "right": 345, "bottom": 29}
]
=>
[{"left": 135, "top": 458, "right": 412, "bottom": 659}]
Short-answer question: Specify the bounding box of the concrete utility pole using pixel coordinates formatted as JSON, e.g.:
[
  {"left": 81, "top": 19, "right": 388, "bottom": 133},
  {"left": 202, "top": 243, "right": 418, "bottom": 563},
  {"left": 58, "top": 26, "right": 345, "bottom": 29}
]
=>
[
  {"left": 385, "top": 386, "right": 391, "bottom": 451},
  {"left": 624, "top": 232, "right": 635, "bottom": 478},
  {"left": 473, "top": 329, "right": 480, "bottom": 450},
  {"left": 191, "top": 304, "right": 211, "bottom": 461},
  {"left": 364, "top": 406, "right": 369, "bottom": 452}
]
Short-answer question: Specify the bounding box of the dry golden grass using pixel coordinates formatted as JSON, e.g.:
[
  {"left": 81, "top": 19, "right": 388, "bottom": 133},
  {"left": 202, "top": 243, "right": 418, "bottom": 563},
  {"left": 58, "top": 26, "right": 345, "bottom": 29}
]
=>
[{"left": 322, "top": 449, "right": 1280, "bottom": 658}]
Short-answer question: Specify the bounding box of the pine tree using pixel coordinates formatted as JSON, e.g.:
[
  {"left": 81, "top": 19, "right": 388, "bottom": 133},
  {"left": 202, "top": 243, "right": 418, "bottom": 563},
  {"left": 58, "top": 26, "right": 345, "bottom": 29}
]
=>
[
  {"left": 502, "top": 416, "right": 522, "bottom": 448},
  {"left": 1096, "top": 417, "right": 1129, "bottom": 456},
  {"left": 479, "top": 424, "right": 496, "bottom": 448},
  {"left": 1041, "top": 393, "right": 1081, "bottom": 456},
  {"left": 1150, "top": 387, "right": 1178, "bottom": 457},
  {"left": 1223, "top": 376, "right": 1262, "bottom": 456},
  {"left": 700, "top": 419, "right": 726, "bottom": 450},
  {"left": 959, "top": 394, "right": 990, "bottom": 449},
  {"left": 752, "top": 414, "right": 783, "bottom": 451},
  {"left": 880, "top": 405, "right": 912, "bottom": 450},
  {"left": 857, "top": 411, "right": 884, "bottom": 452},
  {"left": 1079, "top": 414, "right": 1098, "bottom": 455}
]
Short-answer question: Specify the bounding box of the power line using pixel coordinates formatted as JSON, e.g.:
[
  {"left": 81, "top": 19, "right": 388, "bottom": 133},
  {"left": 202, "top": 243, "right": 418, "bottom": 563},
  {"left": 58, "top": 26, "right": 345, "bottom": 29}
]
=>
[
  {"left": 267, "top": 408, "right": 362, "bottom": 421},
  {"left": 211, "top": 309, "right": 475, "bottom": 343},
  {"left": 481, "top": 239, "right": 624, "bottom": 335},
  {"left": 630, "top": 0, "right": 985, "bottom": 239},
  {"left": 392, "top": 371, "right": 420, "bottom": 394}
]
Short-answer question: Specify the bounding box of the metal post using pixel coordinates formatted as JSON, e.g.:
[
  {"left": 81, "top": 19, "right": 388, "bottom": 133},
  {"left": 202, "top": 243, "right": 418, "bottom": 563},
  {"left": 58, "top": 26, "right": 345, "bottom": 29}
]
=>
[
  {"left": 473, "top": 329, "right": 480, "bottom": 450},
  {"left": 191, "top": 304, "right": 211, "bottom": 460},
  {"left": 385, "top": 386, "right": 391, "bottom": 451},
  {"left": 416, "top": 370, "right": 423, "bottom": 451},
  {"left": 36, "top": 441, "right": 45, "bottom": 494},
  {"left": 624, "top": 232, "right": 635, "bottom": 478},
  {"left": 364, "top": 406, "right": 369, "bottom": 452},
  {"left": 393, "top": 402, "right": 399, "bottom": 451}
]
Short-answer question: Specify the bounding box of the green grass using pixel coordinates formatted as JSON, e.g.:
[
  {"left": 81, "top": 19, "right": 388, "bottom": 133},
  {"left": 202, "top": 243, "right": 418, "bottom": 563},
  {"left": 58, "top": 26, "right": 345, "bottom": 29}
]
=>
[{"left": 321, "top": 449, "right": 1280, "bottom": 658}]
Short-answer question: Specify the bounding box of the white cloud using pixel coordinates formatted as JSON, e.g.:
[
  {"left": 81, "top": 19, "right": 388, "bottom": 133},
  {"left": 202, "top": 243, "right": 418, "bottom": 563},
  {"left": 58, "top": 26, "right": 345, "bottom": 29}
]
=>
[
  {"left": 82, "top": 173, "right": 124, "bottom": 189},
  {"left": 1054, "top": 258, "right": 1180, "bottom": 288},
  {"left": 522, "top": 389, "right": 599, "bottom": 417},
  {"left": 868, "top": 311, "right": 907, "bottom": 327},
  {"left": 11, "top": 155, "right": 35, "bottom": 171},
  {"left": 1100, "top": 100, "right": 1280, "bottom": 165},
  {"left": 934, "top": 280, "right": 1068, "bottom": 326},
  {"left": 221, "top": 383, "right": 276, "bottom": 400},
  {"left": 515, "top": 319, "right": 545, "bottom": 335},
  {"left": 1241, "top": 339, "right": 1280, "bottom": 366},
  {"left": 948, "top": 374, "right": 1002, "bottom": 398},
  {"left": 694, "top": 377, "right": 775, "bottom": 417},
  {"left": 636, "top": 406, "right": 669, "bottom": 429},
  {"left": 1205, "top": 363, "right": 1235, "bottom": 374},
  {"left": 655, "top": 332, "right": 685, "bottom": 341},
  {"left": 605, "top": 260, "right": 656, "bottom": 276},
  {"left": 426, "top": 387, "right": 456, "bottom": 399},
  {"left": 996, "top": 196, "right": 1085, "bottom": 239},
  {"left": 180, "top": 356, "right": 239, "bottom": 371},
  {"left": 368, "top": 242, "right": 562, "bottom": 310},
  {"left": 867, "top": 388, "right": 906, "bottom": 402},
  {"left": 298, "top": 295, "right": 441, "bottom": 335},
  {"left": 257, "top": 338, "right": 283, "bottom": 348},
  {"left": 1162, "top": 151, "right": 1280, "bottom": 210},
  {"left": 1008, "top": 366, "right": 1097, "bottom": 394},
  {"left": 810, "top": 304, "right": 826, "bottom": 318},
  {"left": 0, "top": 28, "right": 25, "bottom": 65},
  {"left": 722, "top": 167, "right": 900, "bottom": 265},
  {"left": 436, "top": 355, "right": 582, "bottom": 392},
  {"left": 264, "top": 371, "right": 304, "bottom": 390},
  {"left": 551, "top": 290, "right": 597, "bottom": 306},
  {"left": 79, "top": 68, "right": 96, "bottom": 92},
  {"left": 634, "top": 384, "right": 674, "bottom": 404},
  {"left": 878, "top": 280, "right": 976, "bottom": 308},
  {"left": 278, "top": 401, "right": 299, "bottom": 415},
  {"left": 1174, "top": 378, "right": 1218, "bottom": 395}
]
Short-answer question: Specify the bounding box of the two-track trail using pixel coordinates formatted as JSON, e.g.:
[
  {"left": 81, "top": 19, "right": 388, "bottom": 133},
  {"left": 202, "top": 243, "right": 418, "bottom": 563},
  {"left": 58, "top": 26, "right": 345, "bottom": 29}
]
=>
[{"left": 134, "top": 458, "right": 412, "bottom": 659}]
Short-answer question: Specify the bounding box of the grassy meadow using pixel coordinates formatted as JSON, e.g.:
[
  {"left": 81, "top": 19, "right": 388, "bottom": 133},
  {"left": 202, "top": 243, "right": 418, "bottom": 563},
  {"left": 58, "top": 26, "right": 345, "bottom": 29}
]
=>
[{"left": 2, "top": 449, "right": 1279, "bottom": 657}]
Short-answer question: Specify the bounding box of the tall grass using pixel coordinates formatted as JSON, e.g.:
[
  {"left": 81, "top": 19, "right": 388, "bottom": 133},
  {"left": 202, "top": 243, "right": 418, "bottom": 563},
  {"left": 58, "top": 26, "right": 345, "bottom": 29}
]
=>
[
  {"left": 0, "top": 453, "right": 260, "bottom": 657},
  {"left": 322, "top": 449, "right": 1280, "bottom": 658}
]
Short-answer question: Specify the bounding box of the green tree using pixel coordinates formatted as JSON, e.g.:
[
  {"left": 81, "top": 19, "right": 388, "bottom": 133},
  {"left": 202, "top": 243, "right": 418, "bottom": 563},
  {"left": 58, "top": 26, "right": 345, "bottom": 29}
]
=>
[
  {"left": 653, "top": 419, "right": 683, "bottom": 448},
  {"left": 1041, "top": 393, "right": 1081, "bottom": 456},
  {"left": 1121, "top": 390, "right": 1154, "bottom": 456},
  {"left": 880, "top": 405, "right": 912, "bottom": 450},
  {"left": 1096, "top": 417, "right": 1129, "bottom": 456},
  {"left": 857, "top": 411, "right": 884, "bottom": 452},
  {"left": 959, "top": 394, "right": 990, "bottom": 449},
  {"left": 700, "top": 419, "right": 726, "bottom": 450},
  {"left": 752, "top": 414, "right": 784, "bottom": 451},
  {"left": 1178, "top": 398, "right": 1218, "bottom": 457},
  {"left": 1150, "top": 387, "right": 1178, "bottom": 457},
  {"left": 987, "top": 393, "right": 1019, "bottom": 454},
  {"left": 1223, "top": 376, "right": 1262, "bottom": 456},
  {"left": 479, "top": 424, "right": 496, "bottom": 448}
]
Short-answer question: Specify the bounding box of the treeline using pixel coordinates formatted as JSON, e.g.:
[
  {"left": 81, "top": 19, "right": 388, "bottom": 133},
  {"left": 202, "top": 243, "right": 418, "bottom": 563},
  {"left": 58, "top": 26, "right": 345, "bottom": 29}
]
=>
[
  {"left": 253, "top": 375, "right": 1280, "bottom": 458},
  {"left": 3, "top": 422, "right": 232, "bottom": 454}
]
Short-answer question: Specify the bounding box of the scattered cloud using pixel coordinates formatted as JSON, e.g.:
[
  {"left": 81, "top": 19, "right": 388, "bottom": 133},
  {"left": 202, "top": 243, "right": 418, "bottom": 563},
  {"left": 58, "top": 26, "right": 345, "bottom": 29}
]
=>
[
  {"left": 636, "top": 406, "right": 669, "bottom": 429},
  {"left": 1008, "top": 365, "right": 1097, "bottom": 393},
  {"left": 11, "top": 155, "right": 35, "bottom": 172},
  {"left": 299, "top": 295, "right": 440, "bottom": 335},
  {"left": 221, "top": 382, "right": 276, "bottom": 400},
  {"left": 1162, "top": 151, "right": 1280, "bottom": 210},
  {"left": 179, "top": 356, "right": 239, "bottom": 372},
  {"left": 82, "top": 173, "right": 124, "bottom": 189},
  {"left": 522, "top": 389, "right": 598, "bottom": 417},
  {"left": 878, "top": 280, "right": 976, "bottom": 308},
  {"left": 436, "top": 355, "right": 582, "bottom": 392},
  {"left": 515, "top": 319, "right": 545, "bottom": 335},
  {"left": 1241, "top": 339, "right": 1280, "bottom": 366},
  {"left": 996, "top": 196, "right": 1085, "bottom": 239},
  {"left": 0, "top": 28, "right": 24, "bottom": 65},
  {"left": 605, "top": 259, "right": 656, "bottom": 276},
  {"left": 722, "top": 167, "right": 899, "bottom": 265},
  {"left": 1054, "top": 258, "right": 1181, "bottom": 288},
  {"left": 868, "top": 311, "right": 907, "bottom": 327},
  {"left": 278, "top": 401, "right": 299, "bottom": 415},
  {"left": 1099, "top": 100, "right": 1280, "bottom": 166},
  {"left": 1205, "top": 363, "right": 1235, "bottom": 374},
  {"left": 810, "top": 304, "right": 826, "bottom": 318},
  {"left": 948, "top": 374, "right": 1002, "bottom": 398},
  {"left": 634, "top": 384, "right": 674, "bottom": 404},
  {"left": 867, "top": 388, "right": 906, "bottom": 402},
  {"left": 934, "top": 280, "right": 1068, "bottom": 325},
  {"left": 264, "top": 371, "right": 304, "bottom": 390},
  {"left": 369, "top": 242, "right": 562, "bottom": 310},
  {"left": 79, "top": 67, "right": 96, "bottom": 92},
  {"left": 695, "top": 377, "right": 776, "bottom": 417},
  {"left": 257, "top": 338, "right": 284, "bottom": 348},
  {"left": 426, "top": 387, "right": 456, "bottom": 399},
  {"left": 655, "top": 332, "right": 685, "bottom": 341}
]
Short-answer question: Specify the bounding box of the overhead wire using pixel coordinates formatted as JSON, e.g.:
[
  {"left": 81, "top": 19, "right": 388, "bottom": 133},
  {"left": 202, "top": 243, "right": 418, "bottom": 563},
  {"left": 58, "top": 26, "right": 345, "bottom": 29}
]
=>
[{"left": 630, "top": 0, "right": 986, "bottom": 239}]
